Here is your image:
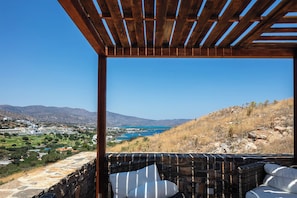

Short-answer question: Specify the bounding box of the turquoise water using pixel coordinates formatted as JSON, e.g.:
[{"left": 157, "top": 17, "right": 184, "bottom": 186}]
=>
[{"left": 116, "top": 126, "right": 170, "bottom": 141}]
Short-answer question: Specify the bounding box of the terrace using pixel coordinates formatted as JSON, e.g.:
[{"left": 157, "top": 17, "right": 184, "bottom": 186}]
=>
[{"left": 43, "top": 0, "right": 297, "bottom": 197}]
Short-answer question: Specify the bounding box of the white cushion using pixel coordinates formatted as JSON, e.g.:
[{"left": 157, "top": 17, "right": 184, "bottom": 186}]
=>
[
  {"left": 109, "top": 163, "right": 161, "bottom": 198},
  {"left": 263, "top": 174, "right": 297, "bottom": 194},
  {"left": 264, "top": 163, "right": 297, "bottom": 179},
  {"left": 128, "top": 180, "right": 179, "bottom": 198},
  {"left": 246, "top": 185, "right": 297, "bottom": 198}
]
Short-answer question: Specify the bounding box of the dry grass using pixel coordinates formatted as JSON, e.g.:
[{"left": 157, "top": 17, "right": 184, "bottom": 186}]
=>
[{"left": 107, "top": 98, "right": 293, "bottom": 154}]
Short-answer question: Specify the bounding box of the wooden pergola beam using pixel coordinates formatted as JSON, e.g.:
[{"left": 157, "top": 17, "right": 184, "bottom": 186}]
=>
[
  {"left": 105, "top": 47, "right": 295, "bottom": 58},
  {"left": 58, "top": 0, "right": 106, "bottom": 55},
  {"left": 293, "top": 49, "right": 297, "bottom": 164},
  {"left": 97, "top": 55, "right": 107, "bottom": 198}
]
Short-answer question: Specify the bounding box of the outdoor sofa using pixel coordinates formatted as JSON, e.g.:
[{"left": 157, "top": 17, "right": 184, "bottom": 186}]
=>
[{"left": 238, "top": 162, "right": 297, "bottom": 198}]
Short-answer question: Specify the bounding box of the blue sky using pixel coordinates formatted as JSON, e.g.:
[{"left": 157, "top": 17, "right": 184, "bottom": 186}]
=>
[{"left": 0, "top": 1, "right": 293, "bottom": 120}]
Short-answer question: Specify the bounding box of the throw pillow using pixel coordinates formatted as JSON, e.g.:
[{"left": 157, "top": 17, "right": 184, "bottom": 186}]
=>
[{"left": 109, "top": 163, "right": 161, "bottom": 198}]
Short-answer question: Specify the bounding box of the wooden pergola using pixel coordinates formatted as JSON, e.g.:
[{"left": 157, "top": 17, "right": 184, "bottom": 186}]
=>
[{"left": 58, "top": 0, "right": 297, "bottom": 197}]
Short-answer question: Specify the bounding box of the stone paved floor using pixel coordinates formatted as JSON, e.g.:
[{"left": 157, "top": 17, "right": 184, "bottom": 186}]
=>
[{"left": 0, "top": 152, "right": 96, "bottom": 198}]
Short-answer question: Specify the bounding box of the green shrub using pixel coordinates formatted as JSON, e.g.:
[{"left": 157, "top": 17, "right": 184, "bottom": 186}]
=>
[{"left": 42, "top": 151, "right": 61, "bottom": 163}]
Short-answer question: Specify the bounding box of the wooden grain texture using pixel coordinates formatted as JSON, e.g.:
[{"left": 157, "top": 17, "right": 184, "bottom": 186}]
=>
[
  {"left": 80, "top": 0, "right": 113, "bottom": 47},
  {"left": 131, "top": 0, "right": 145, "bottom": 47},
  {"left": 236, "top": 0, "right": 295, "bottom": 47},
  {"left": 186, "top": 0, "right": 227, "bottom": 47},
  {"left": 219, "top": 0, "right": 276, "bottom": 48},
  {"left": 202, "top": 0, "right": 251, "bottom": 47},
  {"left": 144, "top": 0, "right": 154, "bottom": 47},
  {"left": 105, "top": 0, "right": 130, "bottom": 47},
  {"left": 59, "top": 0, "right": 297, "bottom": 57}
]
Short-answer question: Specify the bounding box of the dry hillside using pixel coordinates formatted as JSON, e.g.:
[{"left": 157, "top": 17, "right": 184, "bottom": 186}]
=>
[{"left": 108, "top": 98, "right": 293, "bottom": 154}]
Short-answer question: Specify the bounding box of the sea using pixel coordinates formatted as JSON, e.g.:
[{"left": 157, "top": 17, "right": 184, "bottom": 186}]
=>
[{"left": 115, "top": 126, "right": 170, "bottom": 141}]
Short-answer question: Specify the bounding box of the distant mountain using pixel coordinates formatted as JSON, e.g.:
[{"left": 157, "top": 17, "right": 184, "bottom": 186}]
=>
[
  {"left": 107, "top": 111, "right": 189, "bottom": 127},
  {"left": 0, "top": 105, "right": 189, "bottom": 127}
]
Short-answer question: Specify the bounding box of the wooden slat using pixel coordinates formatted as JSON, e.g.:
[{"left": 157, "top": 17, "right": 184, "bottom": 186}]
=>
[
  {"left": 171, "top": 0, "right": 197, "bottom": 47},
  {"left": 266, "top": 27, "right": 297, "bottom": 33},
  {"left": 236, "top": 0, "right": 294, "bottom": 47},
  {"left": 219, "top": 0, "right": 276, "bottom": 47},
  {"left": 97, "top": 0, "right": 122, "bottom": 46},
  {"left": 96, "top": 0, "right": 109, "bottom": 16},
  {"left": 289, "top": 3, "right": 297, "bottom": 12},
  {"left": 80, "top": 0, "right": 113, "bottom": 47},
  {"left": 105, "top": 0, "right": 130, "bottom": 47},
  {"left": 60, "top": 0, "right": 297, "bottom": 58},
  {"left": 121, "top": 0, "right": 137, "bottom": 47},
  {"left": 257, "top": 36, "right": 297, "bottom": 40},
  {"left": 163, "top": 21, "right": 175, "bottom": 47},
  {"left": 120, "top": 0, "right": 132, "bottom": 19},
  {"left": 276, "top": 17, "right": 297, "bottom": 24},
  {"left": 58, "top": 0, "right": 106, "bottom": 55},
  {"left": 167, "top": 0, "right": 179, "bottom": 20},
  {"left": 132, "top": 0, "right": 145, "bottom": 47},
  {"left": 105, "top": 20, "right": 122, "bottom": 46},
  {"left": 154, "top": 0, "right": 179, "bottom": 47},
  {"left": 155, "top": 0, "right": 169, "bottom": 47},
  {"left": 186, "top": 0, "right": 226, "bottom": 47},
  {"left": 251, "top": 43, "right": 297, "bottom": 49},
  {"left": 177, "top": 0, "right": 203, "bottom": 47},
  {"left": 193, "top": 0, "right": 228, "bottom": 46},
  {"left": 203, "top": 0, "right": 251, "bottom": 48},
  {"left": 195, "top": 21, "right": 215, "bottom": 46},
  {"left": 144, "top": 0, "right": 155, "bottom": 47},
  {"left": 162, "top": 0, "right": 179, "bottom": 47}
]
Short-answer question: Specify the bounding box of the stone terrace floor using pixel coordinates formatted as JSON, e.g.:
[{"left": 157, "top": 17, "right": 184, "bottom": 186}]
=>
[{"left": 0, "top": 152, "right": 96, "bottom": 198}]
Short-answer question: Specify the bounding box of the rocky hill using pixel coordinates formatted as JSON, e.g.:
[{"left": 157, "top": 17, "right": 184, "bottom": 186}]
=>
[
  {"left": 107, "top": 111, "right": 189, "bottom": 127},
  {"left": 108, "top": 98, "right": 294, "bottom": 154},
  {"left": 0, "top": 105, "right": 96, "bottom": 126},
  {"left": 0, "top": 105, "right": 188, "bottom": 127}
]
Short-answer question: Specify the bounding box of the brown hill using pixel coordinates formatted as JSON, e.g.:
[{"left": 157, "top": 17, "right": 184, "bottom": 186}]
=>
[{"left": 108, "top": 98, "right": 293, "bottom": 154}]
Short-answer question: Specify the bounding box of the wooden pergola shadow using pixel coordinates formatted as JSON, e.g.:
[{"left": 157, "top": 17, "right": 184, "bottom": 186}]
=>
[{"left": 58, "top": 0, "right": 297, "bottom": 197}]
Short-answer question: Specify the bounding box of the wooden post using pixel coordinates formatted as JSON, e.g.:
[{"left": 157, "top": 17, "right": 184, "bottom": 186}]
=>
[
  {"left": 293, "top": 49, "right": 297, "bottom": 164},
  {"left": 97, "top": 55, "right": 107, "bottom": 198}
]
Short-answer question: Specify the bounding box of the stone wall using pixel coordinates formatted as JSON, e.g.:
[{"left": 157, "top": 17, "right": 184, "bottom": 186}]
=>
[{"left": 35, "top": 159, "right": 96, "bottom": 198}]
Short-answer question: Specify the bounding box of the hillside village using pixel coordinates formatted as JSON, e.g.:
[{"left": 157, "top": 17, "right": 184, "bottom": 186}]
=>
[
  {"left": 108, "top": 98, "right": 294, "bottom": 154},
  {"left": 0, "top": 117, "right": 80, "bottom": 135}
]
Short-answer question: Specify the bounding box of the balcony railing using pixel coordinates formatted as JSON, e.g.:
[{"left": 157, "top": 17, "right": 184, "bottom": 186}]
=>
[
  {"left": 106, "top": 153, "right": 293, "bottom": 198},
  {"left": 36, "top": 153, "right": 293, "bottom": 198}
]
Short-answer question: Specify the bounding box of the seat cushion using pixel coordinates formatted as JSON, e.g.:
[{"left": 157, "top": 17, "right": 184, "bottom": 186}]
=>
[
  {"left": 263, "top": 163, "right": 297, "bottom": 193},
  {"left": 127, "top": 180, "right": 179, "bottom": 198},
  {"left": 264, "top": 163, "right": 297, "bottom": 179},
  {"left": 246, "top": 185, "right": 297, "bottom": 198},
  {"left": 263, "top": 174, "right": 297, "bottom": 194},
  {"left": 109, "top": 163, "right": 161, "bottom": 198}
]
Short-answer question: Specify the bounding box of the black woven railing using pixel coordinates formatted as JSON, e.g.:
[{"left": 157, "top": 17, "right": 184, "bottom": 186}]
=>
[{"left": 105, "top": 153, "right": 293, "bottom": 198}]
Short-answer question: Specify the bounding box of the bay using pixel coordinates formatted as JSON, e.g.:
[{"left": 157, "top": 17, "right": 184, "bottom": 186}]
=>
[{"left": 115, "top": 126, "right": 170, "bottom": 141}]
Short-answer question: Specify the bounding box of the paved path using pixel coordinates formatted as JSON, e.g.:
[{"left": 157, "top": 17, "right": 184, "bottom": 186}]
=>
[{"left": 0, "top": 152, "right": 96, "bottom": 198}]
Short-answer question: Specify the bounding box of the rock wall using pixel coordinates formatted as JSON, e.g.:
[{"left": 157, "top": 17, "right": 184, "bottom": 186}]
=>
[{"left": 35, "top": 159, "right": 96, "bottom": 198}]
